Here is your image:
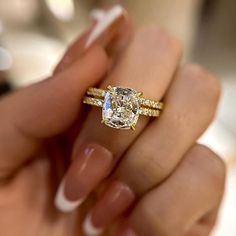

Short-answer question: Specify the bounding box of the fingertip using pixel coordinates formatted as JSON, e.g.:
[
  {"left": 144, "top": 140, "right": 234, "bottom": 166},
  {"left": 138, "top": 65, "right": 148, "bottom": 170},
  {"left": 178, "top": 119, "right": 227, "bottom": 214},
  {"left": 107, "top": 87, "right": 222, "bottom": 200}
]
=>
[
  {"left": 90, "top": 9, "right": 106, "bottom": 21},
  {"left": 83, "top": 213, "right": 103, "bottom": 236},
  {"left": 54, "top": 179, "right": 84, "bottom": 213},
  {"left": 55, "top": 44, "right": 109, "bottom": 89},
  {"left": 85, "top": 4, "right": 125, "bottom": 50}
]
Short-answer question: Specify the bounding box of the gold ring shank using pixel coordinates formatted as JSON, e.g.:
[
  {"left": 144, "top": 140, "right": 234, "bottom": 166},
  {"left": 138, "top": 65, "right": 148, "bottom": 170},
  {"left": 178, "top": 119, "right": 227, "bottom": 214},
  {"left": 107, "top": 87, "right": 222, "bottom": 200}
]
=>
[
  {"left": 86, "top": 87, "right": 105, "bottom": 98},
  {"left": 83, "top": 96, "right": 161, "bottom": 117},
  {"left": 139, "top": 107, "right": 161, "bottom": 117},
  {"left": 86, "top": 87, "right": 164, "bottom": 110},
  {"left": 83, "top": 96, "right": 103, "bottom": 107}
]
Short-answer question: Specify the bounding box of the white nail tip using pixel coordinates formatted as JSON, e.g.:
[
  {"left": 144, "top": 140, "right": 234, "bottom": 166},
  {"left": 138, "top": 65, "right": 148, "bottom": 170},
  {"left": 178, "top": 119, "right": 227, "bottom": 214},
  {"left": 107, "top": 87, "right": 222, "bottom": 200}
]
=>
[
  {"left": 83, "top": 214, "right": 103, "bottom": 236},
  {"left": 90, "top": 9, "right": 106, "bottom": 21},
  {"left": 54, "top": 180, "right": 84, "bottom": 213},
  {"left": 85, "top": 4, "right": 124, "bottom": 49}
]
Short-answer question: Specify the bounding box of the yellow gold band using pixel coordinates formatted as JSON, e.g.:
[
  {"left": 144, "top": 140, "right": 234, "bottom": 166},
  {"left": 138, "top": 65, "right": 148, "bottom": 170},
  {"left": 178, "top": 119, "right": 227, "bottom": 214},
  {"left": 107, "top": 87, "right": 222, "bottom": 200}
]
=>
[
  {"left": 83, "top": 96, "right": 161, "bottom": 117},
  {"left": 86, "top": 87, "right": 164, "bottom": 110},
  {"left": 83, "top": 86, "right": 164, "bottom": 130}
]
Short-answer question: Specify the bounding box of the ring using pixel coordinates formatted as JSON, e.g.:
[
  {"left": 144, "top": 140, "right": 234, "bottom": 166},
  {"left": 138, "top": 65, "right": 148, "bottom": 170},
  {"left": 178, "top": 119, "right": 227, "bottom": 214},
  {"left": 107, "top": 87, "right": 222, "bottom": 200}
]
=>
[{"left": 83, "top": 86, "right": 164, "bottom": 130}]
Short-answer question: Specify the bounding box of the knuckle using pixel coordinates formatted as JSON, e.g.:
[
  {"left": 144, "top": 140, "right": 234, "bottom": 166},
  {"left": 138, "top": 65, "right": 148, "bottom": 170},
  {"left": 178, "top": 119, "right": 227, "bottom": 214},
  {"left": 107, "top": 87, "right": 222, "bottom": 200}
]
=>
[
  {"left": 137, "top": 26, "right": 182, "bottom": 56},
  {"left": 204, "top": 149, "right": 226, "bottom": 187},
  {"left": 134, "top": 198, "right": 185, "bottom": 236},
  {"left": 182, "top": 64, "right": 221, "bottom": 103},
  {"left": 155, "top": 28, "right": 182, "bottom": 54},
  {"left": 191, "top": 144, "right": 226, "bottom": 188}
]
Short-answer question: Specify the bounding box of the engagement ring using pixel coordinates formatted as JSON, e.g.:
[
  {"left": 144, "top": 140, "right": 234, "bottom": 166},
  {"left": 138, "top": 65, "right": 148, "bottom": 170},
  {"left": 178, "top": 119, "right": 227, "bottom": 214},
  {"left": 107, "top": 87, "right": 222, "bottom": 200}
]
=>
[{"left": 83, "top": 86, "right": 163, "bottom": 130}]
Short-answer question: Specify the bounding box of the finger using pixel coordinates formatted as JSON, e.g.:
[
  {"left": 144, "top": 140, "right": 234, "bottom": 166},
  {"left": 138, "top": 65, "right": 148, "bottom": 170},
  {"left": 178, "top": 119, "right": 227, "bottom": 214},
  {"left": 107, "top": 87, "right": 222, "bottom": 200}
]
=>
[
  {"left": 54, "top": 5, "right": 130, "bottom": 74},
  {"left": 114, "top": 221, "right": 138, "bottom": 236},
  {"left": 82, "top": 180, "right": 135, "bottom": 236},
  {"left": 75, "top": 27, "right": 182, "bottom": 162},
  {"left": 130, "top": 144, "right": 226, "bottom": 236},
  {"left": 0, "top": 45, "right": 108, "bottom": 179},
  {"left": 75, "top": 27, "right": 181, "bottom": 155},
  {"left": 83, "top": 64, "right": 221, "bottom": 232},
  {"left": 51, "top": 5, "right": 131, "bottom": 150},
  {"left": 54, "top": 142, "right": 113, "bottom": 213},
  {"left": 55, "top": 27, "right": 182, "bottom": 215},
  {"left": 116, "top": 64, "right": 221, "bottom": 194},
  {"left": 90, "top": 180, "right": 219, "bottom": 236}
]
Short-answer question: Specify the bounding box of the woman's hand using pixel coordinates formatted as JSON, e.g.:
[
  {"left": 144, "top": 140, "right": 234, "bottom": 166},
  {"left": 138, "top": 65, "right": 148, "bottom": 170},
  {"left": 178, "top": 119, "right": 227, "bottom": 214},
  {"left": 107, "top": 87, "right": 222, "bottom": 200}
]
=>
[{"left": 0, "top": 5, "right": 225, "bottom": 236}]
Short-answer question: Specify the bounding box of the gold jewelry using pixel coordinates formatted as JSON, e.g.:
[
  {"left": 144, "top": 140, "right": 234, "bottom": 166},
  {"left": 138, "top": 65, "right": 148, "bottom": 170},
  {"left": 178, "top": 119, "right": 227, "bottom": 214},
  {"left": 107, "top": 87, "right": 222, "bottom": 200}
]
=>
[{"left": 83, "top": 86, "right": 164, "bottom": 130}]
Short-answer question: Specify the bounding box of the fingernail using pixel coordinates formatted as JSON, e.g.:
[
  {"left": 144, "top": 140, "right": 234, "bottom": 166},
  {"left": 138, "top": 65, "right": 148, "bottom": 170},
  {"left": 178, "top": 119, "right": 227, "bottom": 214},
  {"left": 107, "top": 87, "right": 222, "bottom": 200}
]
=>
[
  {"left": 83, "top": 213, "right": 104, "bottom": 236},
  {"left": 123, "top": 229, "right": 137, "bottom": 236},
  {"left": 82, "top": 180, "right": 135, "bottom": 236},
  {"left": 115, "top": 226, "right": 138, "bottom": 236},
  {"left": 55, "top": 143, "right": 113, "bottom": 213},
  {"left": 85, "top": 4, "right": 124, "bottom": 49},
  {"left": 121, "top": 229, "right": 137, "bottom": 236},
  {"left": 90, "top": 9, "right": 106, "bottom": 21},
  {"left": 54, "top": 179, "right": 85, "bottom": 213}
]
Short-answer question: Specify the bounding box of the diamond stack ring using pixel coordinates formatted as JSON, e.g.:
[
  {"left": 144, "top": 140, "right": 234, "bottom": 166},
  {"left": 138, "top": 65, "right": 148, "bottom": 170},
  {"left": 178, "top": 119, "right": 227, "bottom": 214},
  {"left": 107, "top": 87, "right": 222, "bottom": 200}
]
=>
[{"left": 83, "top": 86, "right": 164, "bottom": 130}]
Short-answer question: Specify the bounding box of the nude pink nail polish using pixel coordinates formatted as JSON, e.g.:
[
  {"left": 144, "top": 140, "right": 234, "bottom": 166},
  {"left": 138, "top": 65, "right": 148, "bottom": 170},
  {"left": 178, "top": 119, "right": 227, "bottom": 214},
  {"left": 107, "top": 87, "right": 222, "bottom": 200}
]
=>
[
  {"left": 55, "top": 143, "right": 113, "bottom": 213},
  {"left": 115, "top": 225, "right": 138, "bottom": 236},
  {"left": 83, "top": 180, "right": 135, "bottom": 235}
]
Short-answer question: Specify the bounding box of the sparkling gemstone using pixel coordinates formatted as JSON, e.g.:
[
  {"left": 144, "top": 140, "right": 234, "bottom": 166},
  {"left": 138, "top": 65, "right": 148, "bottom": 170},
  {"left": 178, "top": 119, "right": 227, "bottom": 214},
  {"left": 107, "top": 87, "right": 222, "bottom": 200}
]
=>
[{"left": 102, "top": 87, "right": 140, "bottom": 129}]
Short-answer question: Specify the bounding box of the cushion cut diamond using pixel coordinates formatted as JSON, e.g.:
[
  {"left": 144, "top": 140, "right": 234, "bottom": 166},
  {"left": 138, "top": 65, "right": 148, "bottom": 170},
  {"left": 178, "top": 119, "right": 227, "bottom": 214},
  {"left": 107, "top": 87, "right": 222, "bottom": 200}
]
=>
[{"left": 102, "top": 87, "right": 140, "bottom": 129}]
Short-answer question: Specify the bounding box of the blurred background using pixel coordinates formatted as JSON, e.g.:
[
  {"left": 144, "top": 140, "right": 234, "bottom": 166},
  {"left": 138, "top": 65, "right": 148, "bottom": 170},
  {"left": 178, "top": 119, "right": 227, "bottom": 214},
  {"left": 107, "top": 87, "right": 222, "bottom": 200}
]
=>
[{"left": 0, "top": 0, "right": 235, "bottom": 235}]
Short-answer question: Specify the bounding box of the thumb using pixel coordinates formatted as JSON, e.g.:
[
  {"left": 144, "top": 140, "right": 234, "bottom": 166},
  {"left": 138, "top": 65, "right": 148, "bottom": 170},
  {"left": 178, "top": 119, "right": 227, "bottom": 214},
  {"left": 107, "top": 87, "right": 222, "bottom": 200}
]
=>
[{"left": 0, "top": 45, "right": 108, "bottom": 178}]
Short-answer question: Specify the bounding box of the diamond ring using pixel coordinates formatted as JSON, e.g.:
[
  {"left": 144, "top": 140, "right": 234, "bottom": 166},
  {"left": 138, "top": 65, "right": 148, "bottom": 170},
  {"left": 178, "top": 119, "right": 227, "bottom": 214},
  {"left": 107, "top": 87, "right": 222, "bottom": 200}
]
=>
[{"left": 83, "top": 86, "right": 164, "bottom": 130}]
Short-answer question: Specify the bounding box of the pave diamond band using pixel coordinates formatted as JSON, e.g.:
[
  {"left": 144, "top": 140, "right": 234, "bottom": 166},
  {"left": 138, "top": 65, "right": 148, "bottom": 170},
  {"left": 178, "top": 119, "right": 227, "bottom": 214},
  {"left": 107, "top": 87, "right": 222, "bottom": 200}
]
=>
[
  {"left": 83, "top": 97, "right": 161, "bottom": 117},
  {"left": 86, "top": 87, "right": 164, "bottom": 110},
  {"left": 83, "top": 86, "right": 164, "bottom": 130}
]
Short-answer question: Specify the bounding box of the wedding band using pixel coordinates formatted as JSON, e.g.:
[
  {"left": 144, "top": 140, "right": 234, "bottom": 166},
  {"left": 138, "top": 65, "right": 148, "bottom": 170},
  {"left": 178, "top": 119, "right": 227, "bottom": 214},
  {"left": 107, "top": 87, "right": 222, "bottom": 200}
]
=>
[{"left": 83, "top": 86, "right": 164, "bottom": 130}]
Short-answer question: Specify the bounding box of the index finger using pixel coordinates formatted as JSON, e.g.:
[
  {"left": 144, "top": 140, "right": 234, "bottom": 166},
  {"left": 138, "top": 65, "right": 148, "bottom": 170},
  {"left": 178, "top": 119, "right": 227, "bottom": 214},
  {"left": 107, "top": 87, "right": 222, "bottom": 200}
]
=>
[
  {"left": 54, "top": 5, "right": 131, "bottom": 74},
  {"left": 0, "top": 45, "right": 108, "bottom": 179}
]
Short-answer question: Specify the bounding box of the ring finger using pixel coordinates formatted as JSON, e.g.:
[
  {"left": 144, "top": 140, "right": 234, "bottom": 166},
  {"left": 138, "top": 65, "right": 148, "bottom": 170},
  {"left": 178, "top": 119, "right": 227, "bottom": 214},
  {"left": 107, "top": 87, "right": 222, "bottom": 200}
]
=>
[{"left": 55, "top": 27, "right": 182, "bottom": 212}]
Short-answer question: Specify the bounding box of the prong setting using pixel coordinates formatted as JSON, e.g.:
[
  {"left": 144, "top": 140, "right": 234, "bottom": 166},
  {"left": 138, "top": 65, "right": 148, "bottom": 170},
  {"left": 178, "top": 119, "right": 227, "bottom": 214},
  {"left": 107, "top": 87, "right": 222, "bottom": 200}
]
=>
[
  {"left": 102, "top": 86, "right": 140, "bottom": 129},
  {"left": 107, "top": 85, "right": 113, "bottom": 91},
  {"left": 84, "top": 86, "right": 163, "bottom": 130},
  {"left": 137, "top": 92, "right": 143, "bottom": 97},
  {"left": 131, "top": 125, "right": 136, "bottom": 131}
]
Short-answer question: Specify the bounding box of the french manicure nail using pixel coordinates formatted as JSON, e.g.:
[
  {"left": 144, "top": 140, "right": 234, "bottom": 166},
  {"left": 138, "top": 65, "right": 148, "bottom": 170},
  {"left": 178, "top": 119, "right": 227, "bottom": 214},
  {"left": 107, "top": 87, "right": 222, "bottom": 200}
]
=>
[
  {"left": 121, "top": 229, "right": 137, "bottom": 236},
  {"left": 54, "top": 179, "right": 85, "bottom": 213},
  {"left": 123, "top": 229, "right": 138, "bottom": 236},
  {"left": 85, "top": 4, "right": 124, "bottom": 49},
  {"left": 55, "top": 143, "right": 113, "bottom": 213},
  {"left": 83, "top": 180, "right": 135, "bottom": 236},
  {"left": 90, "top": 9, "right": 106, "bottom": 21},
  {"left": 83, "top": 213, "right": 104, "bottom": 236},
  {"left": 115, "top": 226, "right": 138, "bottom": 236}
]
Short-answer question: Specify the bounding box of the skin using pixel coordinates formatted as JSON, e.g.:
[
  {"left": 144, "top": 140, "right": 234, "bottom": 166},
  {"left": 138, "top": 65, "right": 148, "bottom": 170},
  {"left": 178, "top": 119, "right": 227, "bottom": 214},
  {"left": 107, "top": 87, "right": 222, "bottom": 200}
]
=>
[{"left": 0, "top": 12, "right": 225, "bottom": 236}]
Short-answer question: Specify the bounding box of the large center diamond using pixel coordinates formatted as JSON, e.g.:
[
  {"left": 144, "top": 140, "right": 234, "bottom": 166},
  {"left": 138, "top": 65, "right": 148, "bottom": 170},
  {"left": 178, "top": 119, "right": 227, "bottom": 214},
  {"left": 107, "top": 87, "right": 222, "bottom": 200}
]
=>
[{"left": 102, "top": 87, "right": 140, "bottom": 129}]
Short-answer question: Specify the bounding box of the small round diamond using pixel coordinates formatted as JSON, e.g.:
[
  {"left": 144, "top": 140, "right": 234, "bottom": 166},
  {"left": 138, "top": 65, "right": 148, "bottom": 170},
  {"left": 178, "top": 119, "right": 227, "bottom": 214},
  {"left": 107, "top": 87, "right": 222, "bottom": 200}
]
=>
[{"left": 102, "top": 87, "right": 140, "bottom": 129}]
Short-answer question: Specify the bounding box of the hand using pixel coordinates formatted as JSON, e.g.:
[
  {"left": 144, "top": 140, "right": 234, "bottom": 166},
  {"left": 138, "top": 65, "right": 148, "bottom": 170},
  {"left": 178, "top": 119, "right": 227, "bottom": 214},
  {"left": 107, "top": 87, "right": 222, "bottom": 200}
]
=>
[
  {"left": 54, "top": 9, "right": 225, "bottom": 236},
  {"left": 0, "top": 5, "right": 225, "bottom": 236},
  {"left": 0, "top": 6, "right": 130, "bottom": 236}
]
